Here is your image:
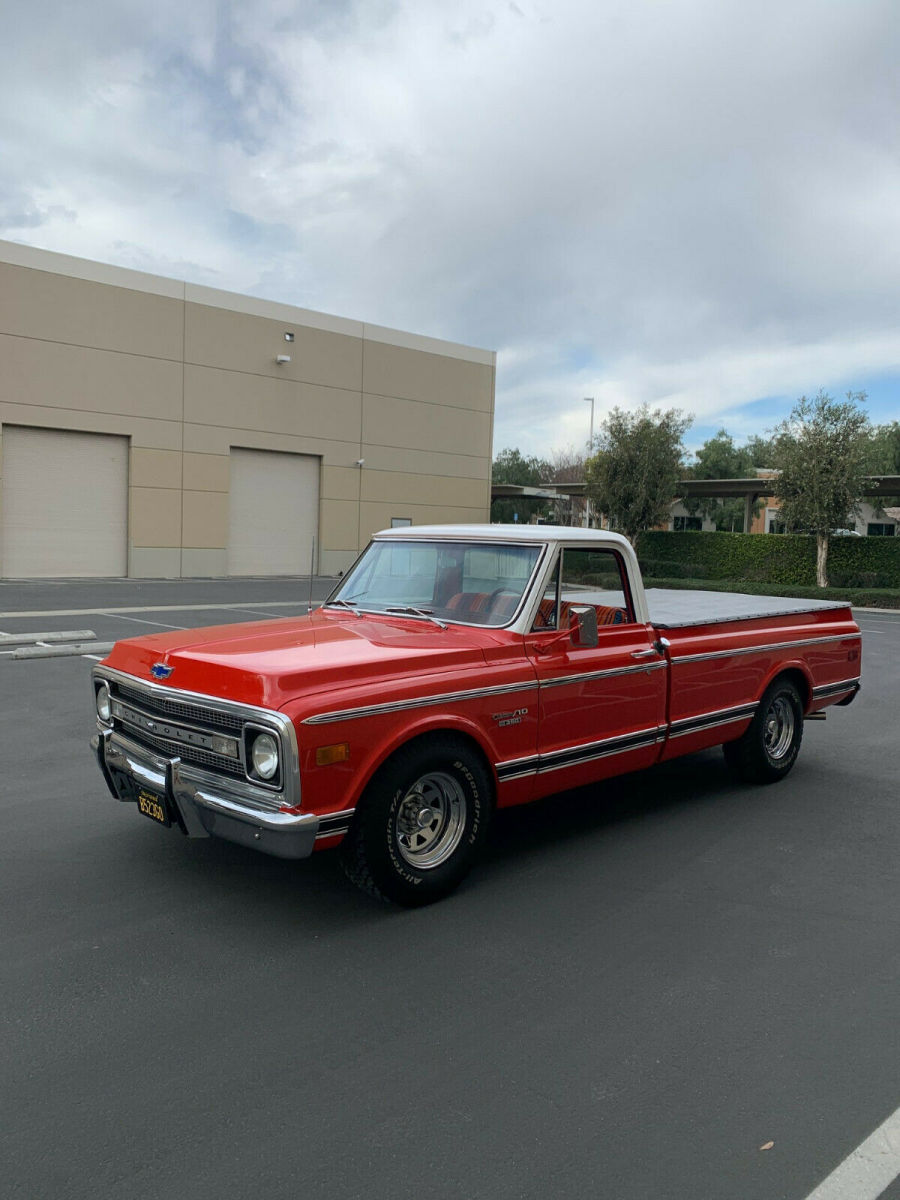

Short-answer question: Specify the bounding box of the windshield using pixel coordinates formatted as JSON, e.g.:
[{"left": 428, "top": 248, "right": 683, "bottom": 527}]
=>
[{"left": 326, "top": 539, "right": 543, "bottom": 627}]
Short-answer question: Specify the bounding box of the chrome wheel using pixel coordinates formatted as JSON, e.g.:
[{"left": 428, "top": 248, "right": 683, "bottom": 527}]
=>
[
  {"left": 764, "top": 696, "right": 795, "bottom": 761},
  {"left": 395, "top": 771, "right": 466, "bottom": 869},
  {"left": 722, "top": 677, "right": 803, "bottom": 784}
]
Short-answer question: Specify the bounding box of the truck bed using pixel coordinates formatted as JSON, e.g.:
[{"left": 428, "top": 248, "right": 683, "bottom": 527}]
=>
[
  {"left": 644, "top": 588, "right": 850, "bottom": 629},
  {"left": 567, "top": 586, "right": 849, "bottom": 629}
]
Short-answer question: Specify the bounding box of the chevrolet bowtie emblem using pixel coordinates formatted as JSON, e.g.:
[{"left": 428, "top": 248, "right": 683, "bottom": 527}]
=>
[{"left": 150, "top": 663, "right": 174, "bottom": 680}]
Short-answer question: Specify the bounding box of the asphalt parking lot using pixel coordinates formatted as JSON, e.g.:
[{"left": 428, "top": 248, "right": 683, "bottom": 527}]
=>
[{"left": 1, "top": 581, "right": 898, "bottom": 1200}]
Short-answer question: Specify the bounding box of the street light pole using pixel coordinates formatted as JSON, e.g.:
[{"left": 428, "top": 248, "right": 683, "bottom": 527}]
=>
[{"left": 583, "top": 397, "right": 595, "bottom": 528}]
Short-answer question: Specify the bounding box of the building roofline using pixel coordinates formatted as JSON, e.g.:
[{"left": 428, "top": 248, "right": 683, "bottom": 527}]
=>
[{"left": 0, "top": 238, "right": 495, "bottom": 366}]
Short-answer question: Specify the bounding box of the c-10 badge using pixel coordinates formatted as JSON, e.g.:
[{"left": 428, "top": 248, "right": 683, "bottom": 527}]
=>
[{"left": 491, "top": 707, "right": 528, "bottom": 727}]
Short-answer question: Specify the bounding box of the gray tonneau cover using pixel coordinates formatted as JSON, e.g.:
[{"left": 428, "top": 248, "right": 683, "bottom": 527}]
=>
[{"left": 644, "top": 588, "right": 849, "bottom": 629}]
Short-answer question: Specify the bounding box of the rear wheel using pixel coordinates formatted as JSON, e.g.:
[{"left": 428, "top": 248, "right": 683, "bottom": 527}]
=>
[
  {"left": 723, "top": 678, "right": 804, "bottom": 783},
  {"left": 340, "top": 737, "right": 492, "bottom": 906}
]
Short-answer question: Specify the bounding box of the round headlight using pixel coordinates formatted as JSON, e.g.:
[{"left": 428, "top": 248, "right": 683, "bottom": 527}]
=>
[
  {"left": 251, "top": 732, "right": 279, "bottom": 780},
  {"left": 96, "top": 683, "right": 112, "bottom": 723}
]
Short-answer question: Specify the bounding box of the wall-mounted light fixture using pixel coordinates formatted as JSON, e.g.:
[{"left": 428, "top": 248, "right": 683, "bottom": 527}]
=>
[
  {"left": 284, "top": 332, "right": 294, "bottom": 342},
  {"left": 355, "top": 458, "right": 365, "bottom": 467},
  {"left": 275, "top": 354, "right": 291, "bottom": 365}
]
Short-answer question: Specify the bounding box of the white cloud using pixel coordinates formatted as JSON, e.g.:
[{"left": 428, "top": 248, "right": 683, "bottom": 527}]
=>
[{"left": 3, "top": 0, "right": 900, "bottom": 458}]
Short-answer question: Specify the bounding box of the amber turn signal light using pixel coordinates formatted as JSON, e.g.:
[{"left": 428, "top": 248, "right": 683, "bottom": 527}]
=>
[{"left": 315, "top": 742, "right": 350, "bottom": 767}]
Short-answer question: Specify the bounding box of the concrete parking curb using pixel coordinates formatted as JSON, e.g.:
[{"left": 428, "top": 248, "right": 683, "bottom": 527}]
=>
[
  {"left": 9, "top": 641, "right": 115, "bottom": 660},
  {"left": 0, "top": 629, "right": 96, "bottom": 646}
]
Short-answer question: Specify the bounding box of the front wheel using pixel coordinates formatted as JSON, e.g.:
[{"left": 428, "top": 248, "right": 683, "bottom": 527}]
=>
[
  {"left": 723, "top": 678, "right": 804, "bottom": 783},
  {"left": 340, "top": 738, "right": 492, "bottom": 906}
]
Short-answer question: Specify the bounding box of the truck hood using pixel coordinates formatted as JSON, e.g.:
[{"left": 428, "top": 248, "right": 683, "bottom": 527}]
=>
[{"left": 102, "top": 609, "right": 500, "bottom": 710}]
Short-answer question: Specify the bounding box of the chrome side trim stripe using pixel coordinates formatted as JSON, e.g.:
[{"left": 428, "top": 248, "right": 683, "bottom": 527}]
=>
[
  {"left": 539, "top": 660, "right": 667, "bottom": 689},
  {"left": 667, "top": 702, "right": 758, "bottom": 738},
  {"left": 496, "top": 725, "right": 665, "bottom": 781},
  {"left": 811, "top": 677, "right": 861, "bottom": 698},
  {"left": 304, "top": 659, "right": 668, "bottom": 726},
  {"left": 495, "top": 700, "right": 763, "bottom": 781},
  {"left": 303, "top": 679, "right": 539, "bottom": 725},
  {"left": 671, "top": 633, "right": 858, "bottom": 665},
  {"left": 537, "top": 726, "right": 666, "bottom": 774}
]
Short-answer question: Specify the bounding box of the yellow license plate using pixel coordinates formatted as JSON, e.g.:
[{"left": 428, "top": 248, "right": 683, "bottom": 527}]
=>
[{"left": 137, "top": 788, "right": 170, "bottom": 827}]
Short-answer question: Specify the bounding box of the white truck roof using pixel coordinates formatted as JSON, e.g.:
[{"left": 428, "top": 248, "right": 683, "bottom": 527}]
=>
[{"left": 374, "top": 523, "right": 632, "bottom": 548}]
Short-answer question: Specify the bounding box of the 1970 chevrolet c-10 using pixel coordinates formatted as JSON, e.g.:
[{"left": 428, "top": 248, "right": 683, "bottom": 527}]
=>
[{"left": 91, "top": 525, "right": 862, "bottom": 905}]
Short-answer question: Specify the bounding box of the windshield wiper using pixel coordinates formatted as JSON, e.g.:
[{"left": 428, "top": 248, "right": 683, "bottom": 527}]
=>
[
  {"left": 325, "top": 597, "right": 362, "bottom": 615},
  {"left": 385, "top": 606, "right": 447, "bottom": 629}
]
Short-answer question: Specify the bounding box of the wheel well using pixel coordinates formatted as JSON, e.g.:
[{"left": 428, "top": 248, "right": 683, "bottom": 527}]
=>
[
  {"left": 366, "top": 729, "right": 497, "bottom": 803},
  {"left": 770, "top": 667, "right": 811, "bottom": 711}
]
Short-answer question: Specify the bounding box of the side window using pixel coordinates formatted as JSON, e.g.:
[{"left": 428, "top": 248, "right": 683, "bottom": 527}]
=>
[{"left": 532, "top": 547, "right": 634, "bottom": 630}]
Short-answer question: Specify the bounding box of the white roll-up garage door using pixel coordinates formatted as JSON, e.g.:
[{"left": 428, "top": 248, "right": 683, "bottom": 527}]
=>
[
  {"left": 1, "top": 426, "right": 128, "bottom": 577},
  {"left": 228, "top": 447, "right": 320, "bottom": 575}
]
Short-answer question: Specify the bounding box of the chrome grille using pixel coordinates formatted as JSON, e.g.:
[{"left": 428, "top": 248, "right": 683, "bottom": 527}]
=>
[
  {"left": 111, "top": 681, "right": 247, "bottom": 778},
  {"left": 115, "top": 682, "right": 243, "bottom": 732}
]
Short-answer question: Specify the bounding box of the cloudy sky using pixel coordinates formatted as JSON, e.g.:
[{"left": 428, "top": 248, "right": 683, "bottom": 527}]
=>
[{"left": 2, "top": 0, "right": 899, "bottom": 459}]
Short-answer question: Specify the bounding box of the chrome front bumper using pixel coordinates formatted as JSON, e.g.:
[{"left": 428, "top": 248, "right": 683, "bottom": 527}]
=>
[{"left": 92, "top": 727, "right": 320, "bottom": 860}]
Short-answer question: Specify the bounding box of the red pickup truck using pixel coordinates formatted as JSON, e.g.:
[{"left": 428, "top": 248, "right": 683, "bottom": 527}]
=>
[{"left": 91, "top": 526, "right": 861, "bottom": 905}]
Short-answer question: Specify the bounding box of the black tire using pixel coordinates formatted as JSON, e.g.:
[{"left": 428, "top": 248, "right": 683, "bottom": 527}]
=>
[
  {"left": 340, "top": 737, "right": 493, "bottom": 906},
  {"left": 723, "top": 677, "right": 804, "bottom": 783}
]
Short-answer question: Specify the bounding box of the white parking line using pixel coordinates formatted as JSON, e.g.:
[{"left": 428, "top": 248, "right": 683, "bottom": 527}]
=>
[
  {"left": 803, "top": 1104, "right": 900, "bottom": 1200},
  {"left": 104, "top": 612, "right": 186, "bottom": 630},
  {"left": 224, "top": 606, "right": 303, "bottom": 618}
]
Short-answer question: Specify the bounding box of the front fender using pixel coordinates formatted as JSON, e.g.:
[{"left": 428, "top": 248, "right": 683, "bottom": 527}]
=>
[{"left": 343, "top": 710, "right": 505, "bottom": 810}]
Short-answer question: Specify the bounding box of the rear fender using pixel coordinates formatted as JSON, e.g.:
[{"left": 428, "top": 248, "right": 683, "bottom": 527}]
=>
[{"left": 759, "top": 660, "right": 813, "bottom": 711}]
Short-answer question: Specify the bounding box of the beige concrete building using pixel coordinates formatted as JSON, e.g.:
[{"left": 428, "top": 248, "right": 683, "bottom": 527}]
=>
[{"left": 0, "top": 240, "right": 495, "bottom": 578}]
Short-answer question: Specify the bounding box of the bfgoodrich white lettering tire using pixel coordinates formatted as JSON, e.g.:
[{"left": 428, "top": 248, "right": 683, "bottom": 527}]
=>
[{"left": 340, "top": 737, "right": 493, "bottom": 906}]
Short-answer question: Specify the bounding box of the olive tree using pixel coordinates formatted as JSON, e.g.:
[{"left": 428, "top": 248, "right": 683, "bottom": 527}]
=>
[
  {"left": 772, "top": 391, "right": 870, "bottom": 587},
  {"left": 584, "top": 405, "right": 691, "bottom": 544}
]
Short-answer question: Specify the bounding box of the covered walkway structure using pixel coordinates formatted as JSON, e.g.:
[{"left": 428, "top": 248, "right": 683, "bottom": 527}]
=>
[{"left": 492, "top": 477, "right": 900, "bottom": 532}]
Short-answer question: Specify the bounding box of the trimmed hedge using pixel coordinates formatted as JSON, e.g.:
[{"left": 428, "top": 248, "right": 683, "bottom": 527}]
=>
[
  {"left": 636, "top": 530, "right": 900, "bottom": 589},
  {"left": 639, "top": 575, "right": 900, "bottom": 610}
]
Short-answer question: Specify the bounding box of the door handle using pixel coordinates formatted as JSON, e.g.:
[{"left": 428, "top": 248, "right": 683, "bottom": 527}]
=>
[{"left": 630, "top": 648, "right": 658, "bottom": 659}]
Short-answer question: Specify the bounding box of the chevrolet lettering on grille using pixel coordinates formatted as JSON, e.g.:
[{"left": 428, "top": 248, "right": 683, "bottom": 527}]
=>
[{"left": 111, "top": 699, "right": 239, "bottom": 756}]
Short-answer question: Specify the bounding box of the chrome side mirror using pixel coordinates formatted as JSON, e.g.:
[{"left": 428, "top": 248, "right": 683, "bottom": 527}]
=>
[{"left": 569, "top": 604, "right": 598, "bottom": 649}]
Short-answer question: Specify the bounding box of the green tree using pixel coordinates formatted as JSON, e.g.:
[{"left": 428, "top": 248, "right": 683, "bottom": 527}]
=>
[
  {"left": 490, "top": 447, "right": 550, "bottom": 523},
  {"left": 745, "top": 434, "right": 776, "bottom": 469},
  {"left": 689, "top": 429, "right": 756, "bottom": 531},
  {"left": 865, "top": 421, "right": 900, "bottom": 473},
  {"left": 772, "top": 391, "right": 871, "bottom": 587},
  {"left": 584, "top": 405, "right": 691, "bottom": 544},
  {"left": 864, "top": 422, "right": 900, "bottom": 507},
  {"left": 693, "top": 429, "right": 754, "bottom": 479}
]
